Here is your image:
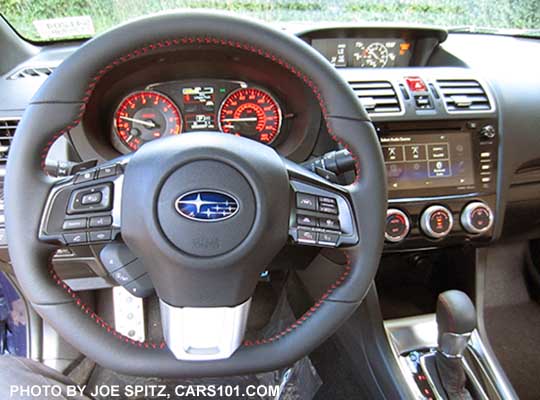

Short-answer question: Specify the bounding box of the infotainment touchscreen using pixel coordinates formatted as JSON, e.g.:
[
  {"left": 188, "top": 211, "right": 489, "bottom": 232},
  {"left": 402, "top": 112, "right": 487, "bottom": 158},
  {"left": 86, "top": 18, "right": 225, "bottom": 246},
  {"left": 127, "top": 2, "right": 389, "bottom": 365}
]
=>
[{"left": 380, "top": 132, "right": 475, "bottom": 191}]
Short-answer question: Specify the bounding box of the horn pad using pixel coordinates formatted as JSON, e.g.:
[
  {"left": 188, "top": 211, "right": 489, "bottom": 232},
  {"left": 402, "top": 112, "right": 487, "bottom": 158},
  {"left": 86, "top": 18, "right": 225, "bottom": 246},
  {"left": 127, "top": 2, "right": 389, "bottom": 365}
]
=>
[{"left": 157, "top": 160, "right": 256, "bottom": 257}]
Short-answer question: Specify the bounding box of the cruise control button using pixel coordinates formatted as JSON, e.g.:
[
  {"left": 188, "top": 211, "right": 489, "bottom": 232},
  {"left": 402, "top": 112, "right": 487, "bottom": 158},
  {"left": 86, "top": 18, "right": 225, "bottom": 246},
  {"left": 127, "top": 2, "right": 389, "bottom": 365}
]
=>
[
  {"left": 81, "top": 192, "right": 102, "bottom": 205},
  {"left": 62, "top": 218, "right": 87, "bottom": 230},
  {"left": 297, "top": 229, "right": 317, "bottom": 244},
  {"left": 111, "top": 259, "right": 146, "bottom": 285},
  {"left": 63, "top": 232, "right": 87, "bottom": 245},
  {"left": 124, "top": 274, "right": 154, "bottom": 298},
  {"left": 74, "top": 170, "right": 95, "bottom": 184},
  {"left": 297, "top": 214, "right": 317, "bottom": 227},
  {"left": 100, "top": 242, "right": 137, "bottom": 273},
  {"left": 89, "top": 215, "right": 113, "bottom": 228},
  {"left": 98, "top": 165, "right": 117, "bottom": 179},
  {"left": 318, "top": 232, "right": 339, "bottom": 246},
  {"left": 296, "top": 193, "right": 317, "bottom": 211},
  {"left": 319, "top": 217, "right": 340, "bottom": 230},
  {"left": 89, "top": 230, "right": 112, "bottom": 242}
]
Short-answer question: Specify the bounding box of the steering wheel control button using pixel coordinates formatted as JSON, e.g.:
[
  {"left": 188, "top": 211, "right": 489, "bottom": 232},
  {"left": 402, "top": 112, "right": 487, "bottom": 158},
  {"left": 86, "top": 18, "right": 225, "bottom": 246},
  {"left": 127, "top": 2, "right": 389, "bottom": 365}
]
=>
[
  {"left": 296, "top": 193, "right": 317, "bottom": 211},
  {"left": 74, "top": 170, "right": 96, "bottom": 184},
  {"left": 89, "top": 230, "right": 112, "bottom": 242},
  {"left": 385, "top": 209, "right": 410, "bottom": 243},
  {"left": 319, "top": 217, "right": 340, "bottom": 231},
  {"left": 318, "top": 232, "right": 339, "bottom": 246},
  {"left": 297, "top": 229, "right": 317, "bottom": 244},
  {"left": 461, "top": 202, "right": 494, "bottom": 234},
  {"left": 111, "top": 259, "right": 146, "bottom": 285},
  {"left": 100, "top": 243, "right": 138, "bottom": 273},
  {"left": 297, "top": 214, "right": 317, "bottom": 227},
  {"left": 319, "top": 196, "right": 337, "bottom": 206},
  {"left": 420, "top": 205, "right": 454, "bottom": 239},
  {"left": 62, "top": 218, "right": 87, "bottom": 230},
  {"left": 124, "top": 274, "right": 154, "bottom": 298},
  {"left": 67, "top": 183, "right": 113, "bottom": 214},
  {"left": 319, "top": 205, "right": 338, "bottom": 215},
  {"left": 89, "top": 215, "right": 113, "bottom": 228},
  {"left": 81, "top": 192, "right": 102, "bottom": 205},
  {"left": 97, "top": 165, "right": 118, "bottom": 179},
  {"left": 63, "top": 232, "right": 88, "bottom": 245}
]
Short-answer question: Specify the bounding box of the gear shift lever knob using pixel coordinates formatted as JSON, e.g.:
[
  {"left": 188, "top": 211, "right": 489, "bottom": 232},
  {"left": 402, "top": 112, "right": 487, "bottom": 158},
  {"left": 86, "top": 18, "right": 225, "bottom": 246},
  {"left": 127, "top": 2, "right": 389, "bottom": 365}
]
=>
[{"left": 436, "top": 290, "right": 476, "bottom": 357}]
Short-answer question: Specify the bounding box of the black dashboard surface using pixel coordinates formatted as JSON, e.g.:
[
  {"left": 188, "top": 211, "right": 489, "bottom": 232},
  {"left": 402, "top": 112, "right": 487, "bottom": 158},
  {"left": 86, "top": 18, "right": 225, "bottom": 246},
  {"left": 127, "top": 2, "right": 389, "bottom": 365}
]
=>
[{"left": 1, "top": 23, "right": 539, "bottom": 243}]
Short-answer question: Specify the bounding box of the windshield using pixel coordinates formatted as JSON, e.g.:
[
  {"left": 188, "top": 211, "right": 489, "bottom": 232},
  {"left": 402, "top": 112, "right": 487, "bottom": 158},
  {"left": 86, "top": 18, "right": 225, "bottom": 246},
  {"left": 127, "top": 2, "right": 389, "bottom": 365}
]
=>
[{"left": 2, "top": 0, "right": 539, "bottom": 41}]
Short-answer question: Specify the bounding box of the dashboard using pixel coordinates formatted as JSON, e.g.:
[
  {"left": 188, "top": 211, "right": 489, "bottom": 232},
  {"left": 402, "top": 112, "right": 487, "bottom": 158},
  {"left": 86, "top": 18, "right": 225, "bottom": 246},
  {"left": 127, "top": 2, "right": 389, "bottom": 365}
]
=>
[
  {"left": 0, "top": 22, "right": 539, "bottom": 268},
  {"left": 111, "top": 80, "right": 285, "bottom": 153}
]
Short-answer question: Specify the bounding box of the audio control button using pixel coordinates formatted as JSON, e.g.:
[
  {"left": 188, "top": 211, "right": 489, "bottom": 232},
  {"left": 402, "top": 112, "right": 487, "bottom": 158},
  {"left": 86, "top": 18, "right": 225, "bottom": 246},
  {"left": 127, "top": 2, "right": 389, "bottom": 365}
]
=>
[
  {"left": 420, "top": 205, "right": 453, "bottom": 239},
  {"left": 385, "top": 209, "right": 410, "bottom": 243},
  {"left": 461, "top": 202, "right": 493, "bottom": 234}
]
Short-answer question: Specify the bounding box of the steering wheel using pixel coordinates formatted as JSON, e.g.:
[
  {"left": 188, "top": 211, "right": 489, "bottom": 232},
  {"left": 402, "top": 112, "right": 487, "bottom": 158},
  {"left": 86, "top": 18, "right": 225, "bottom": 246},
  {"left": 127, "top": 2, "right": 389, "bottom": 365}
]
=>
[{"left": 5, "top": 12, "right": 386, "bottom": 377}]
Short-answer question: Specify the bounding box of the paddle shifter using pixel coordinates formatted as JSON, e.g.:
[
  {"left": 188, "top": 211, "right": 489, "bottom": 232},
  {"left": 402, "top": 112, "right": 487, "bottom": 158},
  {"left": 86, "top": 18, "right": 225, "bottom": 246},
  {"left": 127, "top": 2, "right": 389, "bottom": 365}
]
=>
[{"left": 435, "top": 290, "right": 476, "bottom": 400}]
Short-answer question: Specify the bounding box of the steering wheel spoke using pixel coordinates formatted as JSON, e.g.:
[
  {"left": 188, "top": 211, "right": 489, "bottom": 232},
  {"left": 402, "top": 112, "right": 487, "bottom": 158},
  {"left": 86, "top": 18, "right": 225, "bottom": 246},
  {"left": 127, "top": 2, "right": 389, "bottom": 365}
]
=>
[
  {"left": 160, "top": 298, "right": 252, "bottom": 361},
  {"left": 284, "top": 159, "right": 359, "bottom": 249},
  {"left": 39, "top": 156, "right": 129, "bottom": 247}
]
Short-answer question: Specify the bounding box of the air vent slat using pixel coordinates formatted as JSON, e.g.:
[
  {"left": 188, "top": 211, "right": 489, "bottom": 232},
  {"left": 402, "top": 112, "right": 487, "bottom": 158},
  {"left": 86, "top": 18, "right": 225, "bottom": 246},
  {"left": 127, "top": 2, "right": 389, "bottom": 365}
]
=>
[
  {"left": 348, "top": 80, "right": 402, "bottom": 115},
  {"left": 7, "top": 66, "right": 55, "bottom": 80},
  {"left": 436, "top": 79, "right": 492, "bottom": 113},
  {"left": 0, "top": 119, "right": 20, "bottom": 164}
]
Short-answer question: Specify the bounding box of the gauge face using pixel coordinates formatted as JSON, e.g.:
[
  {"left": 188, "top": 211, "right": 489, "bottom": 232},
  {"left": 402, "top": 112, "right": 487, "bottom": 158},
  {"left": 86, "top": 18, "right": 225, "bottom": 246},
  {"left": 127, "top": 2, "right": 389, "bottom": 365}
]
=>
[
  {"left": 113, "top": 91, "right": 182, "bottom": 152},
  {"left": 362, "top": 42, "right": 390, "bottom": 68},
  {"left": 218, "top": 88, "right": 282, "bottom": 144}
]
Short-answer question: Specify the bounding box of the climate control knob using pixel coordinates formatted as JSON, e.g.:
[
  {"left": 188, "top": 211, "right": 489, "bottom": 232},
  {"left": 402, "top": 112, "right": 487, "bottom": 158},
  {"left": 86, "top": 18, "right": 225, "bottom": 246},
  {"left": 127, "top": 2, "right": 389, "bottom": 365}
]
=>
[
  {"left": 461, "top": 202, "right": 494, "bottom": 234},
  {"left": 385, "top": 209, "right": 410, "bottom": 243},
  {"left": 420, "top": 205, "right": 453, "bottom": 239}
]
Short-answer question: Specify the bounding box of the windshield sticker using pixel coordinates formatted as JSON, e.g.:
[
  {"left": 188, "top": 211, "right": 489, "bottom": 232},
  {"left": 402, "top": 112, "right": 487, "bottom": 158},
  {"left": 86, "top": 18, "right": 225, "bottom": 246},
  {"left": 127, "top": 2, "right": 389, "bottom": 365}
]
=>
[{"left": 33, "top": 16, "right": 95, "bottom": 40}]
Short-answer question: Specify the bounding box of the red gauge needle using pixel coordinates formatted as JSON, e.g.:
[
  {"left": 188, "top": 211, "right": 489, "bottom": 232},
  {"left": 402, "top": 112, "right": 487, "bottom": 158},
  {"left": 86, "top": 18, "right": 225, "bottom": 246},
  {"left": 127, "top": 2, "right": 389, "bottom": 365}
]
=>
[{"left": 120, "top": 115, "right": 156, "bottom": 128}]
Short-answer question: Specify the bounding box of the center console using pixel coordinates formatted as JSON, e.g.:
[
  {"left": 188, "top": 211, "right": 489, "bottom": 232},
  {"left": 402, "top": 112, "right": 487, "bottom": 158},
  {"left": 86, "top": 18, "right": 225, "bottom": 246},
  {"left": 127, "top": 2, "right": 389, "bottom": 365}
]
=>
[{"left": 380, "top": 118, "right": 498, "bottom": 248}]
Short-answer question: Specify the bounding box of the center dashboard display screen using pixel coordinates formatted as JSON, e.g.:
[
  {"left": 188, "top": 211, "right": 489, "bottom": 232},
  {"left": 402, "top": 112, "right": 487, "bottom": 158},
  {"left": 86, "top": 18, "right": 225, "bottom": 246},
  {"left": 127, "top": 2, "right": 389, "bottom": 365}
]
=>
[
  {"left": 311, "top": 38, "right": 413, "bottom": 68},
  {"left": 380, "top": 132, "right": 475, "bottom": 191}
]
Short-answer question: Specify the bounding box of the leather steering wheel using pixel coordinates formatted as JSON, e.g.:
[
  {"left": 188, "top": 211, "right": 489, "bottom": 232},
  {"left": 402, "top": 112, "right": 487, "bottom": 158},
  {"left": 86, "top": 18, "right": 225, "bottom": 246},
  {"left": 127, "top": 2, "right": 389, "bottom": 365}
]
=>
[{"left": 5, "top": 12, "right": 387, "bottom": 377}]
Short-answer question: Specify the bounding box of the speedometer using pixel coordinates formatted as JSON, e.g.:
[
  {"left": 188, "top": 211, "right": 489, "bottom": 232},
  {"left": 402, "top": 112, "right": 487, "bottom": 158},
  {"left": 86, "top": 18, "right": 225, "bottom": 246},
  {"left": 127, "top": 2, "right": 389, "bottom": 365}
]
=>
[
  {"left": 218, "top": 88, "right": 282, "bottom": 144},
  {"left": 113, "top": 90, "right": 182, "bottom": 152}
]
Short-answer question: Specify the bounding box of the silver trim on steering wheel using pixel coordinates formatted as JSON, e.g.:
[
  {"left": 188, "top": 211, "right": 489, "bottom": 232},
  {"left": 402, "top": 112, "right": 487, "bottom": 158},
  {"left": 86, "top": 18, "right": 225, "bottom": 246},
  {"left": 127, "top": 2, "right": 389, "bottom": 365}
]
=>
[{"left": 160, "top": 298, "right": 252, "bottom": 361}]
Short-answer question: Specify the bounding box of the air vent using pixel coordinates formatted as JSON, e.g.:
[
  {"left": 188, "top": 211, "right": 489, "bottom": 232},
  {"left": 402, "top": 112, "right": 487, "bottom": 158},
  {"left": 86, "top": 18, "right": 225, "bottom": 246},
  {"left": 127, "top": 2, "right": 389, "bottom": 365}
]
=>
[
  {"left": 436, "top": 79, "right": 492, "bottom": 112},
  {"left": 7, "top": 66, "right": 55, "bottom": 80},
  {"left": 0, "top": 119, "right": 20, "bottom": 164},
  {"left": 348, "top": 81, "right": 402, "bottom": 115}
]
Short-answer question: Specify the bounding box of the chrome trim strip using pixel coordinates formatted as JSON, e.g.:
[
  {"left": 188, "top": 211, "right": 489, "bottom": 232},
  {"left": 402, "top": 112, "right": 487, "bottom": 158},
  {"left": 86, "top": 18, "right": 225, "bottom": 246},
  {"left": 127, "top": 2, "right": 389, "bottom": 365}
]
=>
[
  {"left": 384, "top": 314, "right": 517, "bottom": 400},
  {"left": 160, "top": 298, "right": 251, "bottom": 361}
]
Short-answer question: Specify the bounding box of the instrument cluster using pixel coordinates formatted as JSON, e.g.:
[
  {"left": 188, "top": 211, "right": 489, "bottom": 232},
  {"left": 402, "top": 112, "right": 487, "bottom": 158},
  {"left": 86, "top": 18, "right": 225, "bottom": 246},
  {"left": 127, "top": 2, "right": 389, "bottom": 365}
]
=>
[{"left": 111, "top": 79, "right": 284, "bottom": 153}]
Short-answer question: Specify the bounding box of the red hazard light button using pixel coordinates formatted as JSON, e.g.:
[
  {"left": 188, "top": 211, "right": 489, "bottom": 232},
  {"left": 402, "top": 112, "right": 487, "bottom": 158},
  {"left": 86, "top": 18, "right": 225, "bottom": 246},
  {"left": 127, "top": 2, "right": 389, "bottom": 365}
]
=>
[{"left": 405, "top": 76, "right": 427, "bottom": 92}]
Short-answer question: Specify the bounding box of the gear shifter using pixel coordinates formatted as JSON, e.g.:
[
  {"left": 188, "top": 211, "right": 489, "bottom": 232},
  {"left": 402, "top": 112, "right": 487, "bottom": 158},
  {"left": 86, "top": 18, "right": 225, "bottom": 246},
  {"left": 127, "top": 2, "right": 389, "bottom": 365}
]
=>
[{"left": 435, "top": 290, "right": 476, "bottom": 400}]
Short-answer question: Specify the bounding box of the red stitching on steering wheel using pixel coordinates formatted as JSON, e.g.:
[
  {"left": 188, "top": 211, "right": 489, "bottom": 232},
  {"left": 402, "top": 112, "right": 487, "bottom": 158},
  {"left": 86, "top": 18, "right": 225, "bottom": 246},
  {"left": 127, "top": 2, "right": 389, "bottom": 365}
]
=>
[{"left": 44, "top": 36, "right": 360, "bottom": 349}]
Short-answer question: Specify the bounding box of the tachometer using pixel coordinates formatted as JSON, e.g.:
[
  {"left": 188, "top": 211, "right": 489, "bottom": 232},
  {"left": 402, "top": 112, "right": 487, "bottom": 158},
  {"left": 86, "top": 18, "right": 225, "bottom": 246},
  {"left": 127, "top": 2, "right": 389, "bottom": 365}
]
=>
[
  {"left": 113, "top": 90, "right": 182, "bottom": 152},
  {"left": 218, "top": 88, "right": 282, "bottom": 144}
]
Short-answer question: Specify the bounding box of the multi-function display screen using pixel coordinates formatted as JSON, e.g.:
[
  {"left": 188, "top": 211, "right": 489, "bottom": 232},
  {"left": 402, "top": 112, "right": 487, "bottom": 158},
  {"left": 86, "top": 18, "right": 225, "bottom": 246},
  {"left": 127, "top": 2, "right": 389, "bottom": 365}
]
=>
[
  {"left": 380, "top": 132, "right": 475, "bottom": 191},
  {"left": 311, "top": 38, "right": 413, "bottom": 68}
]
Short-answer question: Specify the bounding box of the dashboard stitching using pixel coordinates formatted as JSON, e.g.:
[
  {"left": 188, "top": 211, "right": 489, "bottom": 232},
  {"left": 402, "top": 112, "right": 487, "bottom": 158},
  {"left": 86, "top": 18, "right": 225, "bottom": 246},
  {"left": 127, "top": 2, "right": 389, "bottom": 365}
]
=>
[{"left": 43, "top": 36, "right": 361, "bottom": 348}]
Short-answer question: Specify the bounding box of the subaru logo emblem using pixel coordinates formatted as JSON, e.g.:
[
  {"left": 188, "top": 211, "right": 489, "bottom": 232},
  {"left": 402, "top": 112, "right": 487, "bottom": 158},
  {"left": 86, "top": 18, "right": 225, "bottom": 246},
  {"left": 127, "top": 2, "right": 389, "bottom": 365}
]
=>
[{"left": 175, "top": 191, "right": 239, "bottom": 222}]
